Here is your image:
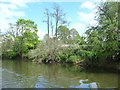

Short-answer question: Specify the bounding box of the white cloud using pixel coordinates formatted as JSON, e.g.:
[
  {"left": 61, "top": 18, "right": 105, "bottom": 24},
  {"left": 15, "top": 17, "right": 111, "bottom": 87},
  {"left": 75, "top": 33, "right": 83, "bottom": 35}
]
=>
[
  {"left": 0, "top": 0, "right": 47, "bottom": 39},
  {"left": 78, "top": 1, "right": 98, "bottom": 26},
  {"left": 78, "top": 11, "right": 98, "bottom": 26},
  {"left": 37, "top": 27, "right": 46, "bottom": 40},
  {"left": 71, "top": 11, "right": 98, "bottom": 36},
  {"left": 78, "top": 12, "right": 94, "bottom": 22},
  {"left": 1, "top": 0, "right": 40, "bottom": 7},
  {"left": 0, "top": 18, "right": 10, "bottom": 32},
  {"left": 0, "top": 3, "right": 21, "bottom": 18},
  {"left": 73, "top": 1, "right": 98, "bottom": 36},
  {"left": 80, "top": 1, "right": 96, "bottom": 10},
  {"left": 0, "top": 0, "right": 40, "bottom": 33}
]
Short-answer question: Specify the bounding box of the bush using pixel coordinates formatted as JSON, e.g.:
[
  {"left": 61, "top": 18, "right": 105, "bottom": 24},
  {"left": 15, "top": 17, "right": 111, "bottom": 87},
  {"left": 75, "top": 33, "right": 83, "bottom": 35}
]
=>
[
  {"left": 28, "top": 38, "right": 64, "bottom": 63},
  {"left": 69, "top": 55, "right": 79, "bottom": 62},
  {"left": 2, "top": 50, "right": 17, "bottom": 59}
]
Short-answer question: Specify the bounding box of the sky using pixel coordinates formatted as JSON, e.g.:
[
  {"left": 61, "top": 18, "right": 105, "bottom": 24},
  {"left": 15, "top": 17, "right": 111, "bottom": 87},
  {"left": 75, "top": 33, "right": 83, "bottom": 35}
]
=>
[{"left": 0, "top": 0, "right": 105, "bottom": 39}]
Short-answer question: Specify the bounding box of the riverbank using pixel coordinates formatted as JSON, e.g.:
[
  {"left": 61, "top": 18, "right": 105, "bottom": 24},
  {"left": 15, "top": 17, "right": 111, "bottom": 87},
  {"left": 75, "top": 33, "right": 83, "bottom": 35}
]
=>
[
  {"left": 39, "top": 59, "right": 120, "bottom": 73},
  {"left": 2, "top": 58, "right": 120, "bottom": 73}
]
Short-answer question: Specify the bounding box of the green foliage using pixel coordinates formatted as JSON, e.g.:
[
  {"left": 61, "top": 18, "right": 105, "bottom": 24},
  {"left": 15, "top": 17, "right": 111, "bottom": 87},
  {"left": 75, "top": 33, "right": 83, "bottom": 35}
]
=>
[
  {"left": 2, "top": 19, "right": 40, "bottom": 59},
  {"left": 58, "top": 26, "right": 81, "bottom": 44},
  {"left": 57, "top": 47, "right": 83, "bottom": 63},
  {"left": 28, "top": 37, "right": 63, "bottom": 63},
  {"left": 2, "top": 2, "right": 120, "bottom": 68},
  {"left": 84, "top": 2, "right": 120, "bottom": 66},
  {"left": 69, "top": 55, "right": 80, "bottom": 62},
  {"left": 2, "top": 50, "right": 17, "bottom": 59},
  {"left": 58, "top": 25, "right": 70, "bottom": 44},
  {"left": 58, "top": 48, "right": 72, "bottom": 63},
  {"left": 69, "top": 28, "right": 80, "bottom": 44}
]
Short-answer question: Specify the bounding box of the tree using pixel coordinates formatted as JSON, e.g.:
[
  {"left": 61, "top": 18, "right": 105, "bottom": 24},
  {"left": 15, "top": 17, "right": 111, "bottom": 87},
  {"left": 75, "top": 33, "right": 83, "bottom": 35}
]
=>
[
  {"left": 28, "top": 35, "right": 63, "bottom": 63},
  {"left": 58, "top": 25, "right": 70, "bottom": 44},
  {"left": 2, "top": 19, "right": 40, "bottom": 59},
  {"left": 50, "top": 17, "right": 54, "bottom": 37},
  {"left": 52, "top": 4, "right": 66, "bottom": 37},
  {"left": 69, "top": 28, "right": 80, "bottom": 44},
  {"left": 84, "top": 2, "right": 120, "bottom": 65},
  {"left": 14, "top": 19, "right": 39, "bottom": 59},
  {"left": 43, "top": 8, "right": 50, "bottom": 36},
  {"left": 97, "top": 2, "right": 119, "bottom": 62}
]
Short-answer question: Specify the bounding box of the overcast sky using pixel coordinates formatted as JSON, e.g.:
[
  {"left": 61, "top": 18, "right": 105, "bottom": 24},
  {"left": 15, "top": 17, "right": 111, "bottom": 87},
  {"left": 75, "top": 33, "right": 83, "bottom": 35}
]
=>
[{"left": 0, "top": 0, "right": 105, "bottom": 39}]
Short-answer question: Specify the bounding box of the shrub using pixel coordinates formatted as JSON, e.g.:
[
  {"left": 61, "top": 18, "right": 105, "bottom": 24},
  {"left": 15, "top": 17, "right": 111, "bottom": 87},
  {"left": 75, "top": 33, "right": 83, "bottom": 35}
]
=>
[{"left": 2, "top": 50, "right": 17, "bottom": 59}]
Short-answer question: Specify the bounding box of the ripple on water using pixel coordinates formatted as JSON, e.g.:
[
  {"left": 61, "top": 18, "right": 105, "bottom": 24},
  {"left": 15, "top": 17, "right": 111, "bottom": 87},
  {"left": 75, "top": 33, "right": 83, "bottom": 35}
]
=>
[
  {"left": 35, "top": 75, "right": 64, "bottom": 88},
  {"left": 2, "top": 68, "right": 26, "bottom": 88}
]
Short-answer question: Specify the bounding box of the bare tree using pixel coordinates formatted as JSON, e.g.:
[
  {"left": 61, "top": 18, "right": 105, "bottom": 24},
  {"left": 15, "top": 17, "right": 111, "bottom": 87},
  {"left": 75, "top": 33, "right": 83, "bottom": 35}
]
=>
[
  {"left": 50, "top": 17, "right": 54, "bottom": 37},
  {"left": 43, "top": 4, "right": 67, "bottom": 38},
  {"left": 43, "top": 8, "right": 50, "bottom": 36},
  {"left": 52, "top": 4, "right": 66, "bottom": 37}
]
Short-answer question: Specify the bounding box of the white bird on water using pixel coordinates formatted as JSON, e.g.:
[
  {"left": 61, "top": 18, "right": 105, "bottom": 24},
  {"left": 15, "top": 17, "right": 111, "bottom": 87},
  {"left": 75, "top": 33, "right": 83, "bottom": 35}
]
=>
[
  {"left": 71, "top": 79, "right": 98, "bottom": 88},
  {"left": 79, "top": 79, "right": 88, "bottom": 84}
]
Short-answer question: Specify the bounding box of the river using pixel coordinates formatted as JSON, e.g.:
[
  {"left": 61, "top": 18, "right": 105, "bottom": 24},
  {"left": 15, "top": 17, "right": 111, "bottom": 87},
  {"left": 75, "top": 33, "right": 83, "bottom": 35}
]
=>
[{"left": 1, "top": 60, "right": 119, "bottom": 88}]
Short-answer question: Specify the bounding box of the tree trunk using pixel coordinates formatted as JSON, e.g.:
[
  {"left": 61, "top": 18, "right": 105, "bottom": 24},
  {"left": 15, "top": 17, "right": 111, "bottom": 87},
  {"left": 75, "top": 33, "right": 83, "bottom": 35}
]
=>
[
  {"left": 47, "top": 16, "right": 50, "bottom": 36},
  {"left": 55, "top": 21, "right": 58, "bottom": 37}
]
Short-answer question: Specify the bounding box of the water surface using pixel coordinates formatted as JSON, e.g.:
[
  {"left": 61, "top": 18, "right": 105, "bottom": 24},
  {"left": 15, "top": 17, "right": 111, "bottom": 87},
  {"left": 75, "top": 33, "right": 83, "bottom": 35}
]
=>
[{"left": 2, "top": 60, "right": 119, "bottom": 88}]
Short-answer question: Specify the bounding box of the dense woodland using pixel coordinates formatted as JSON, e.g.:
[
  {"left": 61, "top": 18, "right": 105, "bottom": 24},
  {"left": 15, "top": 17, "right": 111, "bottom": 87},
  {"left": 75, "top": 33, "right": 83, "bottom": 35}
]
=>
[{"left": 1, "top": 2, "right": 120, "bottom": 68}]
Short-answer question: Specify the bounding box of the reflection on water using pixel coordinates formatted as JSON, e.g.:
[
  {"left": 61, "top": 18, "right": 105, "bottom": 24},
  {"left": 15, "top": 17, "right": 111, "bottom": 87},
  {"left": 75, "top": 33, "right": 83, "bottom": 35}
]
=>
[
  {"left": 2, "top": 60, "right": 119, "bottom": 88},
  {"left": 35, "top": 76, "right": 64, "bottom": 88}
]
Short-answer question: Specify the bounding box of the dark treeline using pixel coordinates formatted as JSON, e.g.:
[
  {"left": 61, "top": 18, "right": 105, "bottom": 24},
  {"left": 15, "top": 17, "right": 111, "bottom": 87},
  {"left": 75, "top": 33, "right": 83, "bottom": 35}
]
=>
[{"left": 1, "top": 2, "right": 120, "bottom": 68}]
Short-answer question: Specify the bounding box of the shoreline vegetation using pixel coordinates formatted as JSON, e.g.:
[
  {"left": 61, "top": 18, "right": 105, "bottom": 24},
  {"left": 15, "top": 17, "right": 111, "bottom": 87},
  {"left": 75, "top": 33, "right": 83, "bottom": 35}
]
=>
[{"left": 1, "top": 2, "right": 120, "bottom": 71}]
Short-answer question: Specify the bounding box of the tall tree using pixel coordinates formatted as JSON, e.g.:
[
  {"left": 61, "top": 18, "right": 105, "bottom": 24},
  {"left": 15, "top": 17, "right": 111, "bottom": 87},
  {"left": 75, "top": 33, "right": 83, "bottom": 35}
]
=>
[
  {"left": 85, "top": 2, "right": 120, "bottom": 64},
  {"left": 52, "top": 4, "right": 66, "bottom": 37},
  {"left": 43, "top": 8, "right": 50, "bottom": 36},
  {"left": 97, "top": 2, "right": 119, "bottom": 61},
  {"left": 50, "top": 17, "right": 54, "bottom": 37}
]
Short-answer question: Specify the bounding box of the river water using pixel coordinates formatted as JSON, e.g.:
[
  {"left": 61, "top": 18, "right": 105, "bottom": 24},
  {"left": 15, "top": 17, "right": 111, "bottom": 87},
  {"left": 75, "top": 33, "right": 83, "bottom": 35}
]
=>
[{"left": 1, "top": 60, "right": 119, "bottom": 88}]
